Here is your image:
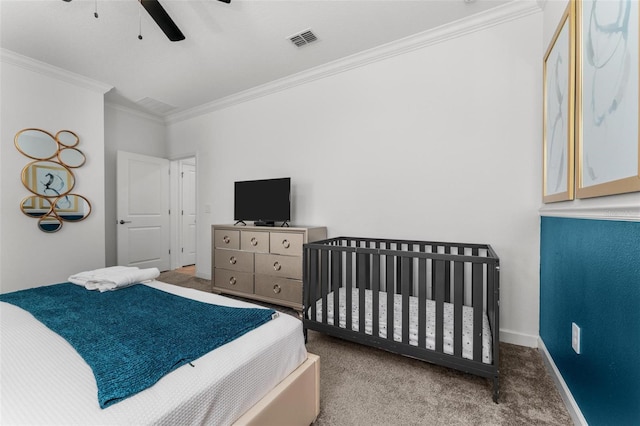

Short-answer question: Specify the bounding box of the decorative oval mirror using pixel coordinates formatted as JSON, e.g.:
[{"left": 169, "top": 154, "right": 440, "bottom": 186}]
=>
[
  {"left": 56, "top": 130, "right": 79, "bottom": 147},
  {"left": 20, "top": 195, "right": 52, "bottom": 218},
  {"left": 53, "top": 194, "right": 92, "bottom": 222},
  {"left": 21, "top": 160, "right": 75, "bottom": 197},
  {"left": 14, "top": 129, "right": 58, "bottom": 160},
  {"left": 38, "top": 215, "right": 63, "bottom": 233},
  {"left": 58, "top": 148, "right": 86, "bottom": 168}
]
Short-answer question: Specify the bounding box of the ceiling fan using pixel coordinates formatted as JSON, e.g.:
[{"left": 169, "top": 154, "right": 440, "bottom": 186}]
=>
[{"left": 62, "top": 0, "right": 231, "bottom": 42}]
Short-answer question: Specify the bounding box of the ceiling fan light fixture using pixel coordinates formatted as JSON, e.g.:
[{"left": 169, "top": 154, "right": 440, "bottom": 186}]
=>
[{"left": 61, "top": 0, "right": 229, "bottom": 41}]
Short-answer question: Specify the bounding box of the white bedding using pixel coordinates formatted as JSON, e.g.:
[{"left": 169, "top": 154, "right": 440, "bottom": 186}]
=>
[
  {"left": 0, "top": 280, "right": 307, "bottom": 425},
  {"left": 311, "top": 287, "right": 492, "bottom": 363}
]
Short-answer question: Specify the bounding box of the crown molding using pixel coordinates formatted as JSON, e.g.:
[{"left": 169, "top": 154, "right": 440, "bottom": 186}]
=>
[
  {"left": 105, "top": 102, "right": 165, "bottom": 125},
  {"left": 1, "top": 48, "right": 112, "bottom": 94},
  {"left": 167, "top": 0, "right": 542, "bottom": 124}
]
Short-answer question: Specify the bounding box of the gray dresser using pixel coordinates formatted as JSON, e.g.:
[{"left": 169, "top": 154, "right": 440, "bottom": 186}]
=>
[{"left": 211, "top": 224, "right": 327, "bottom": 311}]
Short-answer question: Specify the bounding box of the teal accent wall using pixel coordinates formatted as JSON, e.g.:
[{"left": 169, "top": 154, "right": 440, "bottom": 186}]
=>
[{"left": 540, "top": 216, "right": 640, "bottom": 425}]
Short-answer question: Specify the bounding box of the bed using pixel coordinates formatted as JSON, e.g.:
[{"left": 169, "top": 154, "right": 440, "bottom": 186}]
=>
[
  {"left": 303, "top": 236, "right": 500, "bottom": 402},
  {"left": 0, "top": 279, "right": 320, "bottom": 425}
]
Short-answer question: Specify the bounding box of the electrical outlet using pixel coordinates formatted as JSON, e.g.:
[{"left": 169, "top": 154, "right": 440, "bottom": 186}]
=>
[{"left": 572, "top": 322, "right": 581, "bottom": 354}]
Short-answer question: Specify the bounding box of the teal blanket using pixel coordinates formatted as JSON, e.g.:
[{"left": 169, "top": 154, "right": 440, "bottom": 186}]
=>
[{"left": 0, "top": 283, "right": 275, "bottom": 408}]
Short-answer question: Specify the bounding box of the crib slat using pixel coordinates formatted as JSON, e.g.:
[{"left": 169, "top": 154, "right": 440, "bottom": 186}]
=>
[
  {"left": 434, "top": 259, "right": 445, "bottom": 353},
  {"left": 472, "top": 260, "right": 483, "bottom": 362},
  {"left": 386, "top": 254, "right": 394, "bottom": 342},
  {"left": 401, "top": 256, "right": 411, "bottom": 344},
  {"left": 357, "top": 252, "right": 367, "bottom": 334},
  {"left": 372, "top": 252, "right": 380, "bottom": 338},
  {"left": 418, "top": 257, "right": 426, "bottom": 349},
  {"left": 453, "top": 261, "right": 464, "bottom": 358},
  {"left": 309, "top": 247, "right": 318, "bottom": 322},
  {"left": 320, "top": 249, "right": 329, "bottom": 325},
  {"left": 331, "top": 250, "right": 341, "bottom": 329},
  {"left": 346, "top": 248, "right": 353, "bottom": 332},
  {"left": 444, "top": 245, "right": 451, "bottom": 303}
]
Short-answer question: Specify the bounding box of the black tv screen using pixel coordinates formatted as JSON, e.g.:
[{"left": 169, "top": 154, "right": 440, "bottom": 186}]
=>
[{"left": 234, "top": 178, "right": 291, "bottom": 225}]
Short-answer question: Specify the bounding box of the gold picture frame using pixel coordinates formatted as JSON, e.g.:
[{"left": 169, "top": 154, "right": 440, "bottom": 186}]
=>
[
  {"left": 575, "top": 0, "right": 640, "bottom": 198},
  {"left": 543, "top": 3, "right": 575, "bottom": 203}
]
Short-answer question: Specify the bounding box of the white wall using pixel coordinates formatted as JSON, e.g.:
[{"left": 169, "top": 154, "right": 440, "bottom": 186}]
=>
[
  {"left": 167, "top": 11, "right": 543, "bottom": 345},
  {"left": 0, "top": 50, "right": 110, "bottom": 293},
  {"left": 104, "top": 104, "right": 167, "bottom": 266}
]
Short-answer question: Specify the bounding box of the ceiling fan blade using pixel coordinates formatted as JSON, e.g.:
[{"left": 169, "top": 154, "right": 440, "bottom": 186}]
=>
[{"left": 140, "top": 0, "right": 185, "bottom": 42}]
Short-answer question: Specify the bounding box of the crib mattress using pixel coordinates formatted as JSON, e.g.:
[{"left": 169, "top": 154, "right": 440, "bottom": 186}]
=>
[{"left": 310, "top": 287, "right": 492, "bottom": 363}]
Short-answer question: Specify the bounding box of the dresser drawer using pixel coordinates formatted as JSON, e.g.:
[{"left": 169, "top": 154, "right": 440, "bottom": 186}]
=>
[
  {"left": 255, "top": 275, "right": 302, "bottom": 304},
  {"left": 213, "top": 229, "right": 240, "bottom": 250},
  {"left": 214, "top": 249, "right": 253, "bottom": 272},
  {"left": 214, "top": 269, "right": 253, "bottom": 293},
  {"left": 255, "top": 253, "right": 302, "bottom": 279},
  {"left": 240, "top": 231, "right": 270, "bottom": 253},
  {"left": 270, "top": 232, "right": 304, "bottom": 255}
]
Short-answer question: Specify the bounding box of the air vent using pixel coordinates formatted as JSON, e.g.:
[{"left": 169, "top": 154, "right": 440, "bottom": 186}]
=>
[
  {"left": 136, "top": 97, "right": 179, "bottom": 115},
  {"left": 288, "top": 29, "right": 318, "bottom": 47}
]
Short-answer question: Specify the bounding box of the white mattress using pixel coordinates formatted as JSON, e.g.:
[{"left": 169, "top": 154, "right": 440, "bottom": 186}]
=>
[
  {"left": 311, "top": 287, "right": 492, "bottom": 363},
  {"left": 0, "top": 280, "right": 307, "bottom": 425}
]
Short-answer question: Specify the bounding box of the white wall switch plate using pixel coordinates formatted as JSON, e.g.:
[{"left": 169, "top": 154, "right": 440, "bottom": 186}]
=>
[{"left": 572, "top": 322, "right": 581, "bottom": 354}]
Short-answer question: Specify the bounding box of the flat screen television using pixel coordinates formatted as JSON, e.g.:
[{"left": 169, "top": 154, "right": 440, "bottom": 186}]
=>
[{"left": 234, "top": 177, "right": 291, "bottom": 226}]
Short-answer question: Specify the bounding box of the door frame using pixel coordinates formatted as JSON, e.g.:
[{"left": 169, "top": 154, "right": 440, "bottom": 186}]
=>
[{"left": 169, "top": 155, "right": 197, "bottom": 271}]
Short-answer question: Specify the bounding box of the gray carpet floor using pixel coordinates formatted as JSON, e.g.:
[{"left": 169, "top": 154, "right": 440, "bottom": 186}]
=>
[{"left": 159, "top": 271, "right": 573, "bottom": 426}]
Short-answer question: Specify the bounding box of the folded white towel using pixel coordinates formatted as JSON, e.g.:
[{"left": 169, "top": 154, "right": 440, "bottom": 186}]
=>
[
  {"left": 69, "top": 266, "right": 137, "bottom": 286},
  {"left": 69, "top": 266, "right": 160, "bottom": 292}
]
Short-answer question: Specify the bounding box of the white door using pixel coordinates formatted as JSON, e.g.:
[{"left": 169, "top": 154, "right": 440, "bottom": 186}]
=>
[
  {"left": 180, "top": 162, "right": 197, "bottom": 266},
  {"left": 117, "top": 151, "right": 170, "bottom": 271}
]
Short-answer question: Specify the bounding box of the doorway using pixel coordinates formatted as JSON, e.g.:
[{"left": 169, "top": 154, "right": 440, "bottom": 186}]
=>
[{"left": 170, "top": 157, "right": 197, "bottom": 272}]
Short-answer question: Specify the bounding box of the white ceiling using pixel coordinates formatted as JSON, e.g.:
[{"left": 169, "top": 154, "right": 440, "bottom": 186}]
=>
[{"left": 1, "top": 0, "right": 513, "bottom": 117}]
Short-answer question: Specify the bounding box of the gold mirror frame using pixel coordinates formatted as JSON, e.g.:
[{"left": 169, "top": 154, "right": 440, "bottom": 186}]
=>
[
  {"left": 15, "top": 128, "right": 91, "bottom": 233},
  {"left": 58, "top": 147, "right": 86, "bottom": 168},
  {"left": 21, "top": 160, "right": 75, "bottom": 197},
  {"left": 38, "top": 215, "right": 63, "bottom": 233},
  {"left": 53, "top": 194, "right": 92, "bottom": 222},
  {"left": 20, "top": 195, "right": 52, "bottom": 218},
  {"left": 14, "top": 128, "right": 59, "bottom": 160},
  {"left": 55, "top": 130, "right": 80, "bottom": 147}
]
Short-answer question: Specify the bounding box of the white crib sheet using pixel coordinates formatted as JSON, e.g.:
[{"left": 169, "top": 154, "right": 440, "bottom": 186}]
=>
[
  {"left": 1, "top": 280, "right": 307, "bottom": 425},
  {"left": 311, "top": 287, "right": 492, "bottom": 363}
]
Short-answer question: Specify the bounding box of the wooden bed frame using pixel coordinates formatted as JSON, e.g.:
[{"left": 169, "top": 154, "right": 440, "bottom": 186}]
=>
[
  {"left": 234, "top": 353, "right": 320, "bottom": 426},
  {"left": 303, "top": 236, "right": 500, "bottom": 402}
]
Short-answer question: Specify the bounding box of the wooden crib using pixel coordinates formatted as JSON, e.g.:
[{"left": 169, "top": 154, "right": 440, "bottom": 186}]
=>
[{"left": 302, "top": 236, "right": 500, "bottom": 402}]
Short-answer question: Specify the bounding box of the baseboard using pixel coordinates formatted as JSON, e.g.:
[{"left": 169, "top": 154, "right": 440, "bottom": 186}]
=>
[
  {"left": 499, "top": 329, "right": 539, "bottom": 347},
  {"left": 538, "top": 338, "right": 588, "bottom": 426}
]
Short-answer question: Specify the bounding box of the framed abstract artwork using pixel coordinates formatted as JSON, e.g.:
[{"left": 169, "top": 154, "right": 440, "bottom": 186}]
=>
[
  {"left": 576, "top": 0, "right": 640, "bottom": 198},
  {"left": 543, "top": 4, "right": 575, "bottom": 203}
]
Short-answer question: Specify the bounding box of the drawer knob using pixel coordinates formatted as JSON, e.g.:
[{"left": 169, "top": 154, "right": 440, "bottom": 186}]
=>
[
  {"left": 229, "top": 276, "right": 237, "bottom": 286},
  {"left": 223, "top": 236, "right": 230, "bottom": 244},
  {"left": 282, "top": 239, "right": 290, "bottom": 249},
  {"left": 273, "top": 284, "right": 282, "bottom": 294},
  {"left": 273, "top": 261, "right": 282, "bottom": 271},
  {"left": 229, "top": 256, "right": 237, "bottom": 265},
  {"left": 251, "top": 237, "right": 258, "bottom": 246}
]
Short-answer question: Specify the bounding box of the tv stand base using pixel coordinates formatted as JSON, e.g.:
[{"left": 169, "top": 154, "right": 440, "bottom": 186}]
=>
[{"left": 254, "top": 220, "right": 275, "bottom": 227}]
